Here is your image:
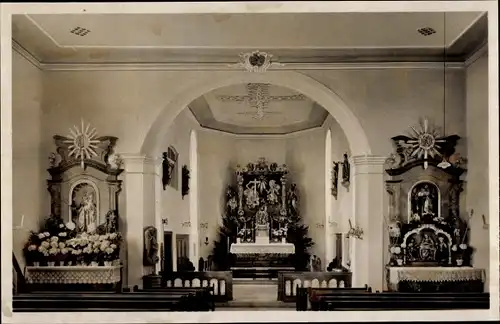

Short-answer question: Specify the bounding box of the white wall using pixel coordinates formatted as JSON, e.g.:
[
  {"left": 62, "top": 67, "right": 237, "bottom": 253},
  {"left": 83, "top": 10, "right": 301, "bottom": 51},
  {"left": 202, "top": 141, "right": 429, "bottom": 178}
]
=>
[
  {"left": 39, "top": 69, "right": 466, "bottom": 158},
  {"left": 12, "top": 51, "right": 46, "bottom": 268},
  {"left": 465, "top": 53, "right": 490, "bottom": 290}
]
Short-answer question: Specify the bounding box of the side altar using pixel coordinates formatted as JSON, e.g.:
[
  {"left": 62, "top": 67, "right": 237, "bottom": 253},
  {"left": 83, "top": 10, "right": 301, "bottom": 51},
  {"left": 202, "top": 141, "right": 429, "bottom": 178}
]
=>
[
  {"left": 384, "top": 118, "right": 486, "bottom": 293},
  {"left": 220, "top": 158, "right": 305, "bottom": 278}
]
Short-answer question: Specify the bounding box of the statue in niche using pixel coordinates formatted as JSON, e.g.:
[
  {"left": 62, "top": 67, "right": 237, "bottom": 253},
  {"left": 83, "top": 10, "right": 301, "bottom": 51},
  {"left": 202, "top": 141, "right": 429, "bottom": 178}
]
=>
[
  {"left": 436, "top": 236, "right": 449, "bottom": 264},
  {"left": 71, "top": 182, "right": 98, "bottom": 233},
  {"left": 419, "top": 234, "right": 437, "bottom": 261},
  {"left": 255, "top": 203, "right": 269, "bottom": 226},
  {"left": 287, "top": 183, "right": 299, "bottom": 216},
  {"left": 410, "top": 182, "right": 439, "bottom": 223},
  {"left": 143, "top": 226, "right": 159, "bottom": 266},
  {"left": 267, "top": 180, "right": 280, "bottom": 205},
  {"left": 331, "top": 161, "right": 339, "bottom": 199},
  {"left": 406, "top": 236, "right": 419, "bottom": 262},
  {"left": 341, "top": 153, "right": 350, "bottom": 189}
]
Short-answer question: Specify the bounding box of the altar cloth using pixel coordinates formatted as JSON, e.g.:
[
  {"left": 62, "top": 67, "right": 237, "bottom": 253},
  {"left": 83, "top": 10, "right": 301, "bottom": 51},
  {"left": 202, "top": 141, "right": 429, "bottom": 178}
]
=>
[
  {"left": 387, "top": 266, "right": 486, "bottom": 291},
  {"left": 230, "top": 243, "right": 295, "bottom": 255}
]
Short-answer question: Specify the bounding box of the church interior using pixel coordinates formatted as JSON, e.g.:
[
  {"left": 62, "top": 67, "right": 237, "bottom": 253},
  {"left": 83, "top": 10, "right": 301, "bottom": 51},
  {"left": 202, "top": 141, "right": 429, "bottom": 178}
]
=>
[{"left": 8, "top": 9, "right": 495, "bottom": 313}]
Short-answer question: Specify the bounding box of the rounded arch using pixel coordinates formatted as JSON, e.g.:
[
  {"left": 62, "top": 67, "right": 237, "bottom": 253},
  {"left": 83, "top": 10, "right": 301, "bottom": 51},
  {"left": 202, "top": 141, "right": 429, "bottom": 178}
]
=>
[{"left": 141, "top": 71, "right": 371, "bottom": 157}]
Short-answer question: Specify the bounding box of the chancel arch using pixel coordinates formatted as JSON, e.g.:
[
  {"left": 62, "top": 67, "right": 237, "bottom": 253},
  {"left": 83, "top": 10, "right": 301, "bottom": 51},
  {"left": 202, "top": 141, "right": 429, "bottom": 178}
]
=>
[
  {"left": 140, "top": 71, "right": 372, "bottom": 158},
  {"left": 133, "top": 70, "right": 386, "bottom": 290}
]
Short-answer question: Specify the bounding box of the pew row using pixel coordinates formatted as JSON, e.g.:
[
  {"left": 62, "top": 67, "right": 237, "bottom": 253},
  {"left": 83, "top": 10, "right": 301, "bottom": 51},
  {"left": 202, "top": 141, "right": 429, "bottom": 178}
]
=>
[
  {"left": 13, "top": 291, "right": 212, "bottom": 312},
  {"left": 297, "top": 288, "right": 490, "bottom": 311},
  {"left": 132, "top": 285, "right": 215, "bottom": 311}
]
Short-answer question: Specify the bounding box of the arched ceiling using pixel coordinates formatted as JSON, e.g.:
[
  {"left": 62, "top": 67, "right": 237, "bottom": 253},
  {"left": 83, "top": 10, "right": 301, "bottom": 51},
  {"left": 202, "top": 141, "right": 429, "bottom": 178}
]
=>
[{"left": 189, "top": 84, "right": 328, "bottom": 134}]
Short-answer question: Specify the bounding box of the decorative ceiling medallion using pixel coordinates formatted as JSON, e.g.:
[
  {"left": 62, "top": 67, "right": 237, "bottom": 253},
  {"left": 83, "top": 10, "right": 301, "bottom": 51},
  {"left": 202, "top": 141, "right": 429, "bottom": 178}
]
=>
[
  {"left": 216, "top": 83, "right": 306, "bottom": 120},
  {"left": 63, "top": 120, "right": 100, "bottom": 169},
  {"left": 228, "top": 50, "right": 284, "bottom": 72}
]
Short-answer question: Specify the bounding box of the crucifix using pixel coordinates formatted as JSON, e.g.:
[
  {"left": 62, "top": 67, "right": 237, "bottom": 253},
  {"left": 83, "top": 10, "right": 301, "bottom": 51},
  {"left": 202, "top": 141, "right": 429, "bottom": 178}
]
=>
[{"left": 216, "top": 83, "right": 307, "bottom": 120}]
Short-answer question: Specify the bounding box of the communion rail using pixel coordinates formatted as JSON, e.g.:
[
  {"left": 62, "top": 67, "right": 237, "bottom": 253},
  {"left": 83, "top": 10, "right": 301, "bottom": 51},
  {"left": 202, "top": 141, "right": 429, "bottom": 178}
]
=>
[
  {"left": 151, "top": 271, "right": 233, "bottom": 302},
  {"left": 277, "top": 271, "right": 352, "bottom": 302}
]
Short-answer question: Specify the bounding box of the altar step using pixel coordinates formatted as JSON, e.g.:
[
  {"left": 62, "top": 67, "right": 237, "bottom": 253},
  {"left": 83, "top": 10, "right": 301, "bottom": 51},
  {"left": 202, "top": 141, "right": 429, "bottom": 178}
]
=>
[{"left": 219, "top": 278, "right": 295, "bottom": 310}]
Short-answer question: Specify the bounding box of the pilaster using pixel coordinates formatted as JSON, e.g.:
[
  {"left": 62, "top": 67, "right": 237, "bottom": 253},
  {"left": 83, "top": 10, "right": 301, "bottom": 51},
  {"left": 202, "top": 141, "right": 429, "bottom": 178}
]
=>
[
  {"left": 121, "top": 153, "right": 158, "bottom": 288},
  {"left": 351, "top": 155, "right": 386, "bottom": 291}
]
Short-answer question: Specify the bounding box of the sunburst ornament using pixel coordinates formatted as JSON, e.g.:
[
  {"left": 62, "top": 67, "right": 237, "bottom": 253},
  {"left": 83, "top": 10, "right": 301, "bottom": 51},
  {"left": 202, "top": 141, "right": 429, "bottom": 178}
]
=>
[
  {"left": 63, "top": 120, "right": 100, "bottom": 168},
  {"left": 405, "top": 118, "right": 447, "bottom": 169}
]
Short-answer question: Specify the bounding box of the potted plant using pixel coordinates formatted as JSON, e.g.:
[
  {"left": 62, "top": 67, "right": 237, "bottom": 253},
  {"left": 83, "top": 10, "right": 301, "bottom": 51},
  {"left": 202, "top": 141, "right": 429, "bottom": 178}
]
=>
[{"left": 451, "top": 243, "right": 468, "bottom": 266}]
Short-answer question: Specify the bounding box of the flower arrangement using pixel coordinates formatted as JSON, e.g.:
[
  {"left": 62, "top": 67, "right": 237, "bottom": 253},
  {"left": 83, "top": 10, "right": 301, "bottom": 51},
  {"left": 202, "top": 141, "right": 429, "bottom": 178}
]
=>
[
  {"left": 389, "top": 245, "right": 403, "bottom": 265},
  {"left": 24, "top": 215, "right": 122, "bottom": 267}
]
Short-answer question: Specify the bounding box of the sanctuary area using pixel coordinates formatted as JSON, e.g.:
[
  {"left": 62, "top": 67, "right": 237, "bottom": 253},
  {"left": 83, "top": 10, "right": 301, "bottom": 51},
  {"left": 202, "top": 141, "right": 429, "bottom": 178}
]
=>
[{"left": 8, "top": 9, "right": 493, "bottom": 312}]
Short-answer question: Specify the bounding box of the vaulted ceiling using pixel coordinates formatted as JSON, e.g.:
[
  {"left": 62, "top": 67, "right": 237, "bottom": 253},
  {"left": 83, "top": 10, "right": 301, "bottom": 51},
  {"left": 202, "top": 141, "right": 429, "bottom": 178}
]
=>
[
  {"left": 190, "top": 84, "right": 328, "bottom": 134},
  {"left": 13, "top": 12, "right": 487, "bottom": 64}
]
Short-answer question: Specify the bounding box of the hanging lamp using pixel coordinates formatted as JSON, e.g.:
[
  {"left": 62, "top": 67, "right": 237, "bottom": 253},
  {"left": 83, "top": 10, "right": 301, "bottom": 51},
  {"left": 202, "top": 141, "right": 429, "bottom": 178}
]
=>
[{"left": 437, "top": 13, "right": 453, "bottom": 169}]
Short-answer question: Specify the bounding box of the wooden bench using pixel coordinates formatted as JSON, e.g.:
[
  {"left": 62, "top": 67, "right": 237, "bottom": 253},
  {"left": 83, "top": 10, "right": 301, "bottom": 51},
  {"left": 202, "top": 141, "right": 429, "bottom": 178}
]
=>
[
  {"left": 296, "top": 285, "right": 371, "bottom": 311},
  {"left": 13, "top": 291, "right": 208, "bottom": 312},
  {"left": 132, "top": 285, "right": 215, "bottom": 311},
  {"left": 302, "top": 291, "right": 490, "bottom": 311}
]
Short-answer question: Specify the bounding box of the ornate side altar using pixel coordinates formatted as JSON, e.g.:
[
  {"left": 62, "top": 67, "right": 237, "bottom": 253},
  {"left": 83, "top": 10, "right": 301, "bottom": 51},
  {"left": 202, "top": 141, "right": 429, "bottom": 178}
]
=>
[
  {"left": 22, "top": 121, "right": 124, "bottom": 291},
  {"left": 225, "top": 158, "right": 298, "bottom": 277},
  {"left": 384, "top": 118, "right": 485, "bottom": 293}
]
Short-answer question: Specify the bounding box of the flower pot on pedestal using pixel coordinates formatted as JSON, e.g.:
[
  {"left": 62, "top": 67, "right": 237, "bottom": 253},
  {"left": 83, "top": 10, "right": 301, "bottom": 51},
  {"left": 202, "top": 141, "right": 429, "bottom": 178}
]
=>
[
  {"left": 104, "top": 261, "right": 113, "bottom": 267},
  {"left": 47, "top": 261, "right": 56, "bottom": 267},
  {"left": 33, "top": 262, "right": 40, "bottom": 267},
  {"left": 456, "top": 258, "right": 464, "bottom": 266},
  {"left": 91, "top": 261, "right": 99, "bottom": 267},
  {"left": 281, "top": 237, "right": 286, "bottom": 243},
  {"left": 396, "top": 259, "right": 403, "bottom": 266}
]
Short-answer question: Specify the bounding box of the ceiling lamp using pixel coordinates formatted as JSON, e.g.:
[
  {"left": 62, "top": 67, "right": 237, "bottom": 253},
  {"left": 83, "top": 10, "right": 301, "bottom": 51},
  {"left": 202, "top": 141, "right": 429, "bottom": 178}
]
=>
[{"left": 437, "top": 13, "right": 452, "bottom": 170}]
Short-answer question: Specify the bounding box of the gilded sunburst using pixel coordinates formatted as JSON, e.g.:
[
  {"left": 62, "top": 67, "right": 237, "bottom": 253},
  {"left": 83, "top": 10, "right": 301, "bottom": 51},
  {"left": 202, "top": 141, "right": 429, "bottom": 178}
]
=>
[
  {"left": 63, "top": 120, "right": 100, "bottom": 168},
  {"left": 405, "top": 118, "right": 447, "bottom": 169}
]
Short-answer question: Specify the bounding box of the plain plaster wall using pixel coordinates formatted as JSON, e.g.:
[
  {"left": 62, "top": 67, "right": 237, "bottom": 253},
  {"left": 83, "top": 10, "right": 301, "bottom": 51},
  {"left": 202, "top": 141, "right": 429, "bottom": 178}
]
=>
[
  {"left": 465, "top": 52, "right": 490, "bottom": 290},
  {"left": 12, "top": 51, "right": 46, "bottom": 269},
  {"left": 40, "top": 69, "right": 465, "bottom": 158}
]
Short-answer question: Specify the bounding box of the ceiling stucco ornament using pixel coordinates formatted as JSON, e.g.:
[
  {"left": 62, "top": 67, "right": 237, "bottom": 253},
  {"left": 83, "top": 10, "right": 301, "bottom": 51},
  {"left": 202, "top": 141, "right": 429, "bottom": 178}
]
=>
[
  {"left": 63, "top": 119, "right": 101, "bottom": 169},
  {"left": 228, "top": 50, "right": 284, "bottom": 72},
  {"left": 216, "top": 83, "right": 306, "bottom": 120}
]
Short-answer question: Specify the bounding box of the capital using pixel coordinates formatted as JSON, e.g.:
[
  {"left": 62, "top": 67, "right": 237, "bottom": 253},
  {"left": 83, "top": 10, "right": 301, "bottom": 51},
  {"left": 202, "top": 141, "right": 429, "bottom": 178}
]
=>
[
  {"left": 121, "top": 153, "right": 158, "bottom": 174},
  {"left": 352, "top": 155, "right": 386, "bottom": 175}
]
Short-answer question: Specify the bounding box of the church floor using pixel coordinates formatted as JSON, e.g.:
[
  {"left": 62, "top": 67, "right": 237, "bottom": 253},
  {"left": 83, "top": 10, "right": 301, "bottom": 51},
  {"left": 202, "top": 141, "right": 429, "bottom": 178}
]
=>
[{"left": 217, "top": 278, "right": 295, "bottom": 310}]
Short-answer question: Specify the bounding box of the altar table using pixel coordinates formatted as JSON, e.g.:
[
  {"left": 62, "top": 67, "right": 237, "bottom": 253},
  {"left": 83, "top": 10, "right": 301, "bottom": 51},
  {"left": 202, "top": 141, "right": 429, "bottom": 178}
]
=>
[
  {"left": 387, "top": 267, "right": 486, "bottom": 292},
  {"left": 24, "top": 266, "right": 122, "bottom": 292}
]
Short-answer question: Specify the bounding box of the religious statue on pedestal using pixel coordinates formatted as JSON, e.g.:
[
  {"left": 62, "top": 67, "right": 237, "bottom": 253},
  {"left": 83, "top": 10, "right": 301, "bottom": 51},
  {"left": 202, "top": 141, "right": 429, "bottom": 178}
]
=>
[{"left": 255, "top": 203, "right": 269, "bottom": 226}]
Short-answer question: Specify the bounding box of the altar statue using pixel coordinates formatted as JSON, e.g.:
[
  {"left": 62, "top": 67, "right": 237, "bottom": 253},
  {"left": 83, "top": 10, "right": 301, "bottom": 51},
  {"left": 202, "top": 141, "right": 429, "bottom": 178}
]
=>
[
  {"left": 255, "top": 204, "right": 269, "bottom": 226},
  {"left": 78, "top": 192, "right": 97, "bottom": 233},
  {"left": 267, "top": 180, "right": 280, "bottom": 204},
  {"left": 436, "top": 236, "right": 449, "bottom": 264},
  {"left": 287, "top": 183, "right": 298, "bottom": 215},
  {"left": 419, "top": 234, "right": 436, "bottom": 261}
]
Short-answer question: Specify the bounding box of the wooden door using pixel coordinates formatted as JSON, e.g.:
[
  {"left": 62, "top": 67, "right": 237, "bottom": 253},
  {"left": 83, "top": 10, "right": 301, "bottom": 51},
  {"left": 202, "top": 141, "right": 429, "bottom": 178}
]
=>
[
  {"left": 163, "top": 231, "right": 173, "bottom": 273},
  {"left": 176, "top": 234, "right": 190, "bottom": 270}
]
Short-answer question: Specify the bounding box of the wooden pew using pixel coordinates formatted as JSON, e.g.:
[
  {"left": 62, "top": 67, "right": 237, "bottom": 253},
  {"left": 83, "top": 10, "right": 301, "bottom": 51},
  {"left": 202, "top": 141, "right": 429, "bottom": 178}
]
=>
[
  {"left": 12, "top": 291, "right": 207, "bottom": 312},
  {"left": 303, "top": 291, "right": 490, "bottom": 311},
  {"left": 132, "top": 285, "right": 215, "bottom": 311},
  {"left": 296, "top": 285, "right": 371, "bottom": 311}
]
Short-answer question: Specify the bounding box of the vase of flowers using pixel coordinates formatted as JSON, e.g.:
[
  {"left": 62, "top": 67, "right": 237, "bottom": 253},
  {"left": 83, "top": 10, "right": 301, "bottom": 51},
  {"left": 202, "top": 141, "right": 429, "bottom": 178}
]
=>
[
  {"left": 390, "top": 245, "right": 403, "bottom": 266},
  {"left": 451, "top": 243, "right": 468, "bottom": 266}
]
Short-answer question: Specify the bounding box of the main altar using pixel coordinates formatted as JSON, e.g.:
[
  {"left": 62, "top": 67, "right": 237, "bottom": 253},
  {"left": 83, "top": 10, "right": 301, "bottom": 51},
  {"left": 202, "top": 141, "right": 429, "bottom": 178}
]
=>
[{"left": 222, "top": 158, "right": 300, "bottom": 278}]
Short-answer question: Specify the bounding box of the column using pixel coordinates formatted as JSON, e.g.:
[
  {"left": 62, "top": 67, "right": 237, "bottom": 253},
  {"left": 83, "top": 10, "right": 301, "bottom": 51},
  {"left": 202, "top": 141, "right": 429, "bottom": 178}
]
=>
[
  {"left": 154, "top": 158, "right": 163, "bottom": 275},
  {"left": 351, "top": 155, "right": 386, "bottom": 292},
  {"left": 122, "top": 154, "right": 157, "bottom": 288}
]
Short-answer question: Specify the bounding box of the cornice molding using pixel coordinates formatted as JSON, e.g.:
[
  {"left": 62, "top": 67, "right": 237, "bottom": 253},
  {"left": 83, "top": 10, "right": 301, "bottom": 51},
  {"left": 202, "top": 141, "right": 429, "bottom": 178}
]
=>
[
  {"left": 16, "top": 41, "right": 494, "bottom": 72},
  {"left": 12, "top": 42, "right": 467, "bottom": 71},
  {"left": 464, "top": 43, "right": 488, "bottom": 68},
  {"left": 197, "top": 124, "right": 324, "bottom": 139},
  {"left": 36, "top": 61, "right": 465, "bottom": 71},
  {"left": 12, "top": 40, "right": 42, "bottom": 70}
]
